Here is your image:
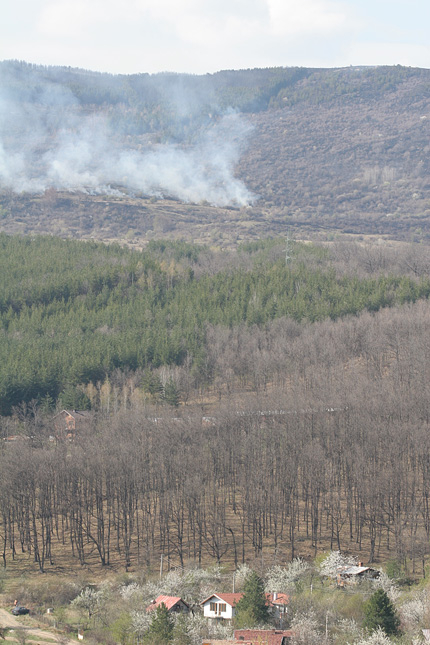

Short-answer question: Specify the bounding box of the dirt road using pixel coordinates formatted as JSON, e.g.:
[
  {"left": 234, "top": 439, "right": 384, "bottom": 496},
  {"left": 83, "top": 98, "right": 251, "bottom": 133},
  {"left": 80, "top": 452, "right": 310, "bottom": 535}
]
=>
[{"left": 0, "top": 607, "right": 76, "bottom": 643}]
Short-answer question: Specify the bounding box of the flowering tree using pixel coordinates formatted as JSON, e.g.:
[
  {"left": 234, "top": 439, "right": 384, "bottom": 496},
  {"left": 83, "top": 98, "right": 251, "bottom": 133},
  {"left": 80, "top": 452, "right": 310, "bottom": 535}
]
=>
[
  {"left": 373, "top": 571, "right": 400, "bottom": 603},
  {"left": 265, "top": 559, "right": 310, "bottom": 592},
  {"left": 354, "top": 627, "right": 393, "bottom": 645},
  {"left": 319, "top": 551, "right": 355, "bottom": 578},
  {"left": 290, "top": 611, "right": 321, "bottom": 645},
  {"left": 400, "top": 589, "right": 430, "bottom": 631},
  {"left": 71, "top": 586, "right": 108, "bottom": 623},
  {"left": 234, "top": 564, "right": 253, "bottom": 590}
]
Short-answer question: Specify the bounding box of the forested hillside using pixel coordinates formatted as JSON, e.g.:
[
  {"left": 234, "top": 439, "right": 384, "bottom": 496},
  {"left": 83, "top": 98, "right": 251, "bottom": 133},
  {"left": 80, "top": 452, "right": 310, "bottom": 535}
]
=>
[
  {"left": 1, "top": 239, "right": 430, "bottom": 573},
  {"left": 1, "top": 61, "right": 430, "bottom": 581},
  {"left": 1, "top": 235, "right": 429, "bottom": 414}
]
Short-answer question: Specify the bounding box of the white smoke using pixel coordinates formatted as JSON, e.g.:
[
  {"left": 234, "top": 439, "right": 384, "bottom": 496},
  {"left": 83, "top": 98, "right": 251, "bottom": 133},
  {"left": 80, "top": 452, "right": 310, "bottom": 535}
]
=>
[{"left": 0, "top": 70, "right": 254, "bottom": 207}]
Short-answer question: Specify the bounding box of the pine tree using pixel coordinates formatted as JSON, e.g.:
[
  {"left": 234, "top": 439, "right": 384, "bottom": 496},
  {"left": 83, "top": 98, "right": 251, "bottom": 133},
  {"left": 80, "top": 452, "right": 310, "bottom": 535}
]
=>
[
  {"left": 172, "top": 614, "right": 191, "bottom": 645},
  {"left": 59, "top": 385, "right": 91, "bottom": 411},
  {"left": 164, "top": 378, "right": 180, "bottom": 407},
  {"left": 145, "top": 603, "right": 174, "bottom": 644},
  {"left": 234, "top": 571, "right": 270, "bottom": 627},
  {"left": 363, "top": 589, "right": 400, "bottom": 636}
]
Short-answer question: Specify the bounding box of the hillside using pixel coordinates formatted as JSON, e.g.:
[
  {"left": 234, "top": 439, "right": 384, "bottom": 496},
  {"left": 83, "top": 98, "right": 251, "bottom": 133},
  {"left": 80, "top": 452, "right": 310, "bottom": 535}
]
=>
[
  {"left": 3, "top": 234, "right": 430, "bottom": 414},
  {"left": 2, "top": 64, "right": 430, "bottom": 640},
  {"left": 0, "top": 62, "right": 430, "bottom": 244}
]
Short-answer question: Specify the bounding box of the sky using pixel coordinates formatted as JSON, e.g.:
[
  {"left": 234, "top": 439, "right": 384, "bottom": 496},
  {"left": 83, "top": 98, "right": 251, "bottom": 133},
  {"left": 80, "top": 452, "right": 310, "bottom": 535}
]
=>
[{"left": 1, "top": 0, "right": 429, "bottom": 75}]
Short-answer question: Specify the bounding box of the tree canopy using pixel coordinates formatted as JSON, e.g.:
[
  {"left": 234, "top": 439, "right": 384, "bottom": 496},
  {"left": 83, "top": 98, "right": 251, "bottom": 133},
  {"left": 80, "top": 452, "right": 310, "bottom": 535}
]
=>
[{"left": 1, "top": 234, "right": 429, "bottom": 414}]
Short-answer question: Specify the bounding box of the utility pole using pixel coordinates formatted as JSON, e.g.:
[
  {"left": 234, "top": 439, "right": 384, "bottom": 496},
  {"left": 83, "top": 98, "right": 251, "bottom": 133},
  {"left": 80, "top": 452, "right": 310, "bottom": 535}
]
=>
[
  {"left": 160, "top": 554, "right": 164, "bottom": 580},
  {"left": 284, "top": 230, "right": 292, "bottom": 265}
]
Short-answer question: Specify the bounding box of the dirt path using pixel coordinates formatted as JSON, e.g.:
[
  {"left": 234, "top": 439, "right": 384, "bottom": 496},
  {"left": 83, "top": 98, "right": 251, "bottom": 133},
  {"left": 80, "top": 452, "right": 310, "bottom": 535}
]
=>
[{"left": 0, "top": 607, "right": 76, "bottom": 643}]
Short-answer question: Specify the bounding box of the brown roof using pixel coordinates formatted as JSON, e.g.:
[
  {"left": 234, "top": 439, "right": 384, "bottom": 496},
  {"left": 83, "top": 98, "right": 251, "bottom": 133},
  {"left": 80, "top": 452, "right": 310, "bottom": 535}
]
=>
[
  {"left": 53, "top": 409, "right": 92, "bottom": 419},
  {"left": 235, "top": 629, "right": 294, "bottom": 644}
]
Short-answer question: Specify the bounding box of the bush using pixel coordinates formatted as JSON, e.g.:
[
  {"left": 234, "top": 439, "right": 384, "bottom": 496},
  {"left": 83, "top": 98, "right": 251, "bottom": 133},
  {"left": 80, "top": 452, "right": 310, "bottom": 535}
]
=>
[{"left": 8, "top": 578, "right": 82, "bottom": 609}]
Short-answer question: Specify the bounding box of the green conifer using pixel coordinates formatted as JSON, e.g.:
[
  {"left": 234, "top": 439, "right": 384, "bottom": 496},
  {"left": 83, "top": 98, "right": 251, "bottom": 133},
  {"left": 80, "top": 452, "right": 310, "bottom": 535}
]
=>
[
  {"left": 363, "top": 589, "right": 400, "bottom": 636},
  {"left": 234, "top": 571, "right": 270, "bottom": 627},
  {"left": 145, "top": 603, "right": 174, "bottom": 644}
]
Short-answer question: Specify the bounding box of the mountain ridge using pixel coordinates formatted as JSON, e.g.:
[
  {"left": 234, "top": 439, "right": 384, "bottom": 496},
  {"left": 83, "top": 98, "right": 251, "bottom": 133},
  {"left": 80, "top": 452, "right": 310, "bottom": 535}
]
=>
[{"left": 1, "top": 61, "right": 429, "bottom": 243}]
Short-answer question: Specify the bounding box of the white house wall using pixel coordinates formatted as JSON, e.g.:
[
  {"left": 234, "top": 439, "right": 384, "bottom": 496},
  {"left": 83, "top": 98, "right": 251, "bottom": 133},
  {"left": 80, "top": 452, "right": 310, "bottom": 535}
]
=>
[{"left": 202, "top": 600, "right": 234, "bottom": 620}]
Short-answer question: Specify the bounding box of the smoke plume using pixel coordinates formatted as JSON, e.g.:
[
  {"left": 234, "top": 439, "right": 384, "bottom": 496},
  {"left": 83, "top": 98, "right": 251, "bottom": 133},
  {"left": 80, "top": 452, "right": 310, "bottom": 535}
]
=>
[{"left": 0, "top": 65, "right": 254, "bottom": 207}]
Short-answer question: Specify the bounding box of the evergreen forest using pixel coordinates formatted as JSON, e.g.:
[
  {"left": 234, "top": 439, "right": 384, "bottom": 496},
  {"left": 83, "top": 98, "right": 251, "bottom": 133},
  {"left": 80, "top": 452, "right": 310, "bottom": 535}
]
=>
[{"left": 1, "top": 234, "right": 429, "bottom": 414}]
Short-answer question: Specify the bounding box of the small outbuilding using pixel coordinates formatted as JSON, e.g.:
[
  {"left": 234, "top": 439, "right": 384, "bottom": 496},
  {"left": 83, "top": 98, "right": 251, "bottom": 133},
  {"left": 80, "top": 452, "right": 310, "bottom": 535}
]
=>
[
  {"left": 53, "top": 409, "right": 92, "bottom": 441},
  {"left": 337, "top": 562, "right": 380, "bottom": 586},
  {"left": 146, "top": 595, "right": 190, "bottom": 614}
]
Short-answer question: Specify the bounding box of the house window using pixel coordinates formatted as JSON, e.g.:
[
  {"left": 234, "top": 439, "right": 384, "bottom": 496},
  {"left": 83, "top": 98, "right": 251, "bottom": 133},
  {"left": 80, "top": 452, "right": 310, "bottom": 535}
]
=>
[
  {"left": 210, "top": 602, "right": 217, "bottom": 612},
  {"left": 219, "top": 604, "right": 226, "bottom": 613}
]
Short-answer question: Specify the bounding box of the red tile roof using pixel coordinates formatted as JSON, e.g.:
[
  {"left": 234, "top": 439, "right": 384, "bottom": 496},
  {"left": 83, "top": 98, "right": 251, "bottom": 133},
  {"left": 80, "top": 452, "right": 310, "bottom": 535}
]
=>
[
  {"left": 146, "top": 595, "right": 189, "bottom": 612},
  {"left": 201, "top": 592, "right": 244, "bottom": 607},
  {"left": 201, "top": 592, "right": 289, "bottom": 608},
  {"left": 265, "top": 592, "right": 289, "bottom": 606}
]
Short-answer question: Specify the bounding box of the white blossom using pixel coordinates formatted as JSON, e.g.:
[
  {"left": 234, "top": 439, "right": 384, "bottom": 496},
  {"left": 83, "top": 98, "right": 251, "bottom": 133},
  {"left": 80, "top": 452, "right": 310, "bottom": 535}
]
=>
[
  {"left": 184, "top": 612, "right": 233, "bottom": 645},
  {"left": 71, "top": 586, "right": 108, "bottom": 619},
  {"left": 265, "top": 559, "right": 310, "bottom": 592},
  {"left": 119, "top": 582, "right": 142, "bottom": 601},
  {"left": 130, "top": 610, "right": 151, "bottom": 638},
  {"left": 234, "top": 564, "right": 253, "bottom": 590},
  {"left": 337, "top": 618, "right": 363, "bottom": 641},
  {"left": 373, "top": 572, "right": 400, "bottom": 603},
  {"left": 319, "top": 551, "right": 356, "bottom": 578},
  {"left": 353, "top": 627, "right": 393, "bottom": 645},
  {"left": 290, "top": 610, "right": 321, "bottom": 645},
  {"left": 400, "top": 589, "right": 430, "bottom": 630}
]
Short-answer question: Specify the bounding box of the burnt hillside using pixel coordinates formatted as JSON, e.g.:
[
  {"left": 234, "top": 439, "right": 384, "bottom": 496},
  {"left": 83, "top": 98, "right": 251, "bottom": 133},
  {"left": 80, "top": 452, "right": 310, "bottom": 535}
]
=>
[
  {"left": 0, "top": 62, "right": 429, "bottom": 242},
  {"left": 240, "top": 71, "right": 430, "bottom": 237}
]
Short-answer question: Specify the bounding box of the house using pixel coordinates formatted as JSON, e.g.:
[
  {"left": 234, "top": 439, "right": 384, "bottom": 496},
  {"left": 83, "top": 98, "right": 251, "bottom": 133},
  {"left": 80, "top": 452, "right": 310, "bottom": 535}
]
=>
[
  {"left": 201, "top": 593, "right": 244, "bottom": 621},
  {"left": 201, "top": 593, "right": 289, "bottom": 623},
  {"left": 337, "top": 562, "right": 380, "bottom": 586},
  {"left": 53, "top": 409, "right": 92, "bottom": 441},
  {"left": 235, "top": 629, "right": 293, "bottom": 644},
  {"left": 146, "top": 595, "right": 190, "bottom": 614},
  {"left": 266, "top": 593, "right": 289, "bottom": 624}
]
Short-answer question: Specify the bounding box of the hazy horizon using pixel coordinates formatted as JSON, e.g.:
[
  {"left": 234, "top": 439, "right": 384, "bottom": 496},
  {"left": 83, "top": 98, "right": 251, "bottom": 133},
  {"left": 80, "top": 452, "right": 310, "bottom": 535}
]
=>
[{"left": 1, "top": 0, "right": 429, "bottom": 76}]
